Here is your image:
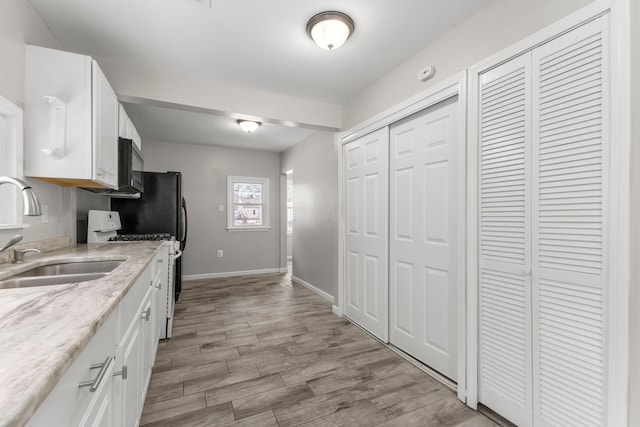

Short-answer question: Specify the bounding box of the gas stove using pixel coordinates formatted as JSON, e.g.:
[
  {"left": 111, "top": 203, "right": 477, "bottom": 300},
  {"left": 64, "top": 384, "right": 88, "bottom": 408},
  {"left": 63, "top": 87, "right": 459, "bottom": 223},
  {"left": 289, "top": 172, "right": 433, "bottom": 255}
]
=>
[
  {"left": 87, "top": 210, "right": 174, "bottom": 243},
  {"left": 87, "top": 210, "right": 181, "bottom": 340}
]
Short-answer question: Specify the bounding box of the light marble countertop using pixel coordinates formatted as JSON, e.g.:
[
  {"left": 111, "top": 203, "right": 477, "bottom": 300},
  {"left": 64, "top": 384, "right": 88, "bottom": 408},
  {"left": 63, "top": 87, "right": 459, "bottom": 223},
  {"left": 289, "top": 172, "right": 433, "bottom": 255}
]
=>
[{"left": 0, "top": 242, "right": 163, "bottom": 427}]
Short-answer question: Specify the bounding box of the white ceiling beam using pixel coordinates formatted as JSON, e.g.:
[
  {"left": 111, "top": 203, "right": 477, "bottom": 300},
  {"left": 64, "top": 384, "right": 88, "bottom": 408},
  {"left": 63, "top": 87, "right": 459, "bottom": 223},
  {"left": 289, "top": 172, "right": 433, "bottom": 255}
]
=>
[{"left": 96, "top": 56, "right": 342, "bottom": 132}]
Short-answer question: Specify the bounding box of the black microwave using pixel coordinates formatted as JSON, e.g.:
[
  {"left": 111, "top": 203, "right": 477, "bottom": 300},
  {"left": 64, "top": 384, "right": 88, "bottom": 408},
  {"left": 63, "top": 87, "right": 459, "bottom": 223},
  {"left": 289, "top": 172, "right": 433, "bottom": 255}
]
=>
[{"left": 117, "top": 137, "right": 144, "bottom": 194}]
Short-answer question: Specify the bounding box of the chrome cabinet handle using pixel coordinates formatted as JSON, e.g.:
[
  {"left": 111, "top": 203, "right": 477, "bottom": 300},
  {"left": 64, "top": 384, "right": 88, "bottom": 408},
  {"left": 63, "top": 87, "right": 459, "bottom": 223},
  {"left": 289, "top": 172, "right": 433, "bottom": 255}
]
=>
[
  {"left": 113, "top": 365, "right": 128, "bottom": 380},
  {"left": 155, "top": 281, "right": 162, "bottom": 290},
  {"left": 79, "top": 356, "right": 113, "bottom": 392},
  {"left": 141, "top": 307, "right": 151, "bottom": 321}
]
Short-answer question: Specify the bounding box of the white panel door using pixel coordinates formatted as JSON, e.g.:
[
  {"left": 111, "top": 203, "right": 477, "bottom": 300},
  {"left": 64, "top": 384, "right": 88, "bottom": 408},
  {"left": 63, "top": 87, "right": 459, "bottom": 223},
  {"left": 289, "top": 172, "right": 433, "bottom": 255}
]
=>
[
  {"left": 531, "top": 17, "right": 607, "bottom": 427},
  {"left": 343, "top": 128, "right": 389, "bottom": 340},
  {"left": 477, "top": 53, "right": 534, "bottom": 427},
  {"left": 389, "top": 98, "right": 459, "bottom": 381}
]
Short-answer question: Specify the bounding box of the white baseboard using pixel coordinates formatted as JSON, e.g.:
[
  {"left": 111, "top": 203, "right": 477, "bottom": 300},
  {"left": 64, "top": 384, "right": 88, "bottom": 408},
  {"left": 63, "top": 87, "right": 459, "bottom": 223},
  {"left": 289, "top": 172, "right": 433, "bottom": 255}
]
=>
[
  {"left": 184, "top": 268, "right": 282, "bottom": 280},
  {"left": 279, "top": 267, "right": 289, "bottom": 273},
  {"left": 291, "top": 275, "right": 334, "bottom": 304},
  {"left": 332, "top": 305, "right": 342, "bottom": 317}
]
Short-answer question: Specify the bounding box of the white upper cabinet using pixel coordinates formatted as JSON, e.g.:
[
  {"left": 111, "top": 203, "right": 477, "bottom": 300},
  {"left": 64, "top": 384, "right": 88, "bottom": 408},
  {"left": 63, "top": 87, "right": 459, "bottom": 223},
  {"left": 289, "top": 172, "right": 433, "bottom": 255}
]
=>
[
  {"left": 118, "top": 104, "right": 142, "bottom": 151},
  {"left": 92, "top": 64, "right": 119, "bottom": 188},
  {"left": 24, "top": 45, "right": 118, "bottom": 189}
]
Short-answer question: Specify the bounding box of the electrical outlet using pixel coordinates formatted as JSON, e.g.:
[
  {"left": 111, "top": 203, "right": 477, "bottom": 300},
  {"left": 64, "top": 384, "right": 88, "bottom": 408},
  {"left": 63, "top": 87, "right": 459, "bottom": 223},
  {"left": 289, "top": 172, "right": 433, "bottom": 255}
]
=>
[
  {"left": 217, "top": 250, "right": 223, "bottom": 258},
  {"left": 41, "top": 204, "right": 49, "bottom": 224},
  {"left": 218, "top": 204, "right": 224, "bottom": 212}
]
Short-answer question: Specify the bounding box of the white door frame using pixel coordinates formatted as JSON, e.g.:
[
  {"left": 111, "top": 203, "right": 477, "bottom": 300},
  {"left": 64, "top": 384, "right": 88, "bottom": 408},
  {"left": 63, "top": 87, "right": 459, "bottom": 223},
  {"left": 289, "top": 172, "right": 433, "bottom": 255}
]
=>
[
  {"left": 337, "top": 72, "right": 468, "bottom": 401},
  {"left": 466, "top": 1, "right": 630, "bottom": 425}
]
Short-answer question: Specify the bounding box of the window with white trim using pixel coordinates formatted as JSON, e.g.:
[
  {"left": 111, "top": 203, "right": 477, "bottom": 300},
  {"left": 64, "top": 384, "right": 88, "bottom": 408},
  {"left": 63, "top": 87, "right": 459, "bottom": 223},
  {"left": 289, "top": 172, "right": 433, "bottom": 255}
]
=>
[{"left": 227, "top": 176, "right": 270, "bottom": 231}]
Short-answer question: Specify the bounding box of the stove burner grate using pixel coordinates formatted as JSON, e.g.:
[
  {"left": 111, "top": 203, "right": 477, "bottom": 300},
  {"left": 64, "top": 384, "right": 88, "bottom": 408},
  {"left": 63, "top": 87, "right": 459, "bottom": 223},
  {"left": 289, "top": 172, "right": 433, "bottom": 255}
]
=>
[{"left": 109, "top": 233, "right": 172, "bottom": 242}]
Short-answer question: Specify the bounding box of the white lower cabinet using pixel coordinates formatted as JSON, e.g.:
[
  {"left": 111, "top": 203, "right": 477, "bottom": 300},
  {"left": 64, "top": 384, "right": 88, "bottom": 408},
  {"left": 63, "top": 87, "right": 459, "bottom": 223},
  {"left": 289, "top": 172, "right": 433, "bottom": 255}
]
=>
[
  {"left": 26, "top": 309, "right": 118, "bottom": 427},
  {"left": 78, "top": 357, "right": 116, "bottom": 427},
  {"left": 27, "top": 249, "right": 167, "bottom": 427},
  {"left": 116, "top": 312, "right": 142, "bottom": 427},
  {"left": 140, "top": 289, "right": 154, "bottom": 400},
  {"left": 114, "top": 281, "right": 151, "bottom": 427},
  {"left": 147, "top": 246, "right": 169, "bottom": 388}
]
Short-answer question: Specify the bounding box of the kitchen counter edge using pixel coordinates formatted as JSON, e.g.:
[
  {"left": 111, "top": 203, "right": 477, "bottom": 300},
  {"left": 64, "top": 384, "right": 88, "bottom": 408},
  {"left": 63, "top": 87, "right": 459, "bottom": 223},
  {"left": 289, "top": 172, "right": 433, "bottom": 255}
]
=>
[{"left": 0, "top": 242, "right": 164, "bottom": 427}]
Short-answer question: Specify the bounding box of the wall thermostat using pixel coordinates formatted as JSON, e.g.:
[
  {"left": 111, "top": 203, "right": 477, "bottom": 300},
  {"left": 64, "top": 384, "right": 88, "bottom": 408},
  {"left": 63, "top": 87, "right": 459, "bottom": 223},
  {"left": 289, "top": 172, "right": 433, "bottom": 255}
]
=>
[{"left": 417, "top": 66, "right": 436, "bottom": 82}]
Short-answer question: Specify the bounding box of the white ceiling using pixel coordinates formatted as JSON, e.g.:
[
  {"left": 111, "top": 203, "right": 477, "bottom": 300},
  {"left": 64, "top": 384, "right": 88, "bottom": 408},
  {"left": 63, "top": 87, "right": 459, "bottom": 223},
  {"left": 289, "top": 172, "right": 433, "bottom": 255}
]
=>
[{"left": 29, "top": 0, "right": 490, "bottom": 151}]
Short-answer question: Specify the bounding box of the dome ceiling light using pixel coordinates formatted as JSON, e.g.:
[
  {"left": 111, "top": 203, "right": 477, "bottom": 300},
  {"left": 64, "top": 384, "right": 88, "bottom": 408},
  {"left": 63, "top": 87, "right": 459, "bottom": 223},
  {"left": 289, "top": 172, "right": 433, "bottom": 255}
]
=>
[
  {"left": 237, "top": 120, "right": 261, "bottom": 133},
  {"left": 306, "top": 11, "right": 355, "bottom": 51}
]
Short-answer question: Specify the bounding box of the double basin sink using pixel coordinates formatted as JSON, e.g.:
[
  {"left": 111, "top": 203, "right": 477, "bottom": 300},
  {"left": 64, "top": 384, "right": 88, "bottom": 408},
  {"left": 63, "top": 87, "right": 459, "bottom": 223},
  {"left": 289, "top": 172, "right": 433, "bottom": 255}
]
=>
[{"left": 0, "top": 259, "right": 124, "bottom": 289}]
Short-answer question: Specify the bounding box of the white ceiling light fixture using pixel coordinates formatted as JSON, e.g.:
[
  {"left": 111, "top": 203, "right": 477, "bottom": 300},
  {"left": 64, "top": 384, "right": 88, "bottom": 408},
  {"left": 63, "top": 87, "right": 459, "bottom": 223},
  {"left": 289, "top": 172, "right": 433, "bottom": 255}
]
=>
[
  {"left": 306, "top": 11, "right": 355, "bottom": 51},
  {"left": 237, "top": 119, "right": 261, "bottom": 133}
]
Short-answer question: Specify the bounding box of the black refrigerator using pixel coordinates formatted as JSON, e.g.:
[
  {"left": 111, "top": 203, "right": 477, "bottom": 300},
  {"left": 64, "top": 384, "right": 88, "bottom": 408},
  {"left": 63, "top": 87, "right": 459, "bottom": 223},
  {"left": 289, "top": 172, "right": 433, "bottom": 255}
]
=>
[{"left": 111, "top": 171, "right": 187, "bottom": 298}]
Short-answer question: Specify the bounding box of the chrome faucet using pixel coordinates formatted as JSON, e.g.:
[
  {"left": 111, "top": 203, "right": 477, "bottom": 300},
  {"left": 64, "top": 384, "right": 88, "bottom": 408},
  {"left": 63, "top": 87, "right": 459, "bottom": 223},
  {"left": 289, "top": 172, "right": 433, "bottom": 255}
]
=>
[
  {"left": 0, "top": 177, "right": 42, "bottom": 216},
  {"left": 0, "top": 235, "right": 23, "bottom": 253}
]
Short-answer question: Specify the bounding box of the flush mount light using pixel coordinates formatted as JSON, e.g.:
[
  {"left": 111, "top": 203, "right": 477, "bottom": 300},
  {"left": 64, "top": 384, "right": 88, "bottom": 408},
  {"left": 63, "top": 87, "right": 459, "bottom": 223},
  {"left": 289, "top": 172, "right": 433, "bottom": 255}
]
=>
[
  {"left": 306, "top": 11, "right": 355, "bottom": 51},
  {"left": 237, "top": 120, "right": 261, "bottom": 133}
]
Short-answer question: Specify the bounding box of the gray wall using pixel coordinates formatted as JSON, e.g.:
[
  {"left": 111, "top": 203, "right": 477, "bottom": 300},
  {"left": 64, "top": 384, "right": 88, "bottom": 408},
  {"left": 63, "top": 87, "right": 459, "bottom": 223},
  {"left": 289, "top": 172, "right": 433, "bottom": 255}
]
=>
[
  {"left": 142, "top": 140, "right": 281, "bottom": 277},
  {"left": 342, "top": 0, "right": 596, "bottom": 129},
  {"left": 629, "top": 0, "right": 640, "bottom": 423},
  {"left": 281, "top": 131, "right": 338, "bottom": 300}
]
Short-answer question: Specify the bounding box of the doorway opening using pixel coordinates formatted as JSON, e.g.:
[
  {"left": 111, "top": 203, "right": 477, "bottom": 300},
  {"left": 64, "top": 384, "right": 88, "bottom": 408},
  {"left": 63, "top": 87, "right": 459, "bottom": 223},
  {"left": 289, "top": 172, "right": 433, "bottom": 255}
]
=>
[{"left": 286, "top": 171, "right": 293, "bottom": 274}]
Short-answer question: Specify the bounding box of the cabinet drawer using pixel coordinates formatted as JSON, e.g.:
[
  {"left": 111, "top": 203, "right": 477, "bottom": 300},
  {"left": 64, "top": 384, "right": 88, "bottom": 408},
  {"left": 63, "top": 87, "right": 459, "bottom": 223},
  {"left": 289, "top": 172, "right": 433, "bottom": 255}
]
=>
[
  {"left": 118, "top": 266, "right": 152, "bottom": 339},
  {"left": 27, "top": 310, "right": 118, "bottom": 427}
]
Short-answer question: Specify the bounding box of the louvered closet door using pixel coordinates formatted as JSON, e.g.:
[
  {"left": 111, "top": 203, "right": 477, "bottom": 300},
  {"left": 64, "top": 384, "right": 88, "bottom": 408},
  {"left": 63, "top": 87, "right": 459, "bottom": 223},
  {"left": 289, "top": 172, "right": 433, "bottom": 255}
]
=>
[
  {"left": 389, "top": 98, "right": 459, "bottom": 381},
  {"left": 531, "top": 17, "right": 608, "bottom": 427},
  {"left": 477, "top": 53, "right": 534, "bottom": 427},
  {"left": 343, "top": 128, "right": 389, "bottom": 341}
]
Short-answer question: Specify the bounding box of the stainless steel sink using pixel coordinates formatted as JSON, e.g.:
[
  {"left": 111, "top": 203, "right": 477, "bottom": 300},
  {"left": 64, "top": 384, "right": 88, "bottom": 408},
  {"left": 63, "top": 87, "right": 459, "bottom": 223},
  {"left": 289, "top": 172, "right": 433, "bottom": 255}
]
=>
[
  {"left": 12, "top": 260, "right": 124, "bottom": 277},
  {"left": 0, "top": 259, "right": 124, "bottom": 289},
  {"left": 0, "top": 273, "right": 109, "bottom": 289}
]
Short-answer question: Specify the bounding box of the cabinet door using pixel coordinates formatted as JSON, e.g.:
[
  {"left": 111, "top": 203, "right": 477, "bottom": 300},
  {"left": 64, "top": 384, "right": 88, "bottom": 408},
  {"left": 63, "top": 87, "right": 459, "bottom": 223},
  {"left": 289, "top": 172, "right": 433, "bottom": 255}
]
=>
[
  {"left": 92, "top": 61, "right": 118, "bottom": 189},
  {"left": 24, "top": 46, "right": 93, "bottom": 180},
  {"left": 78, "top": 360, "right": 115, "bottom": 427},
  {"left": 531, "top": 17, "right": 607, "bottom": 427},
  {"left": 477, "top": 53, "right": 533, "bottom": 427},
  {"left": 118, "top": 104, "right": 129, "bottom": 139},
  {"left": 140, "top": 290, "right": 154, "bottom": 396},
  {"left": 115, "top": 303, "right": 143, "bottom": 427},
  {"left": 343, "top": 128, "right": 389, "bottom": 341},
  {"left": 27, "top": 312, "right": 117, "bottom": 427},
  {"left": 132, "top": 127, "right": 142, "bottom": 151}
]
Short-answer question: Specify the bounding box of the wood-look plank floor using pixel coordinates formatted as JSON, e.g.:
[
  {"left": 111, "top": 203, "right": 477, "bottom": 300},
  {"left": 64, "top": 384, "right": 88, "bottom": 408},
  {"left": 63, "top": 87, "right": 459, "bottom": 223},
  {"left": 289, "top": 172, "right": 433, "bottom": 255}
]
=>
[{"left": 141, "top": 270, "right": 498, "bottom": 427}]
